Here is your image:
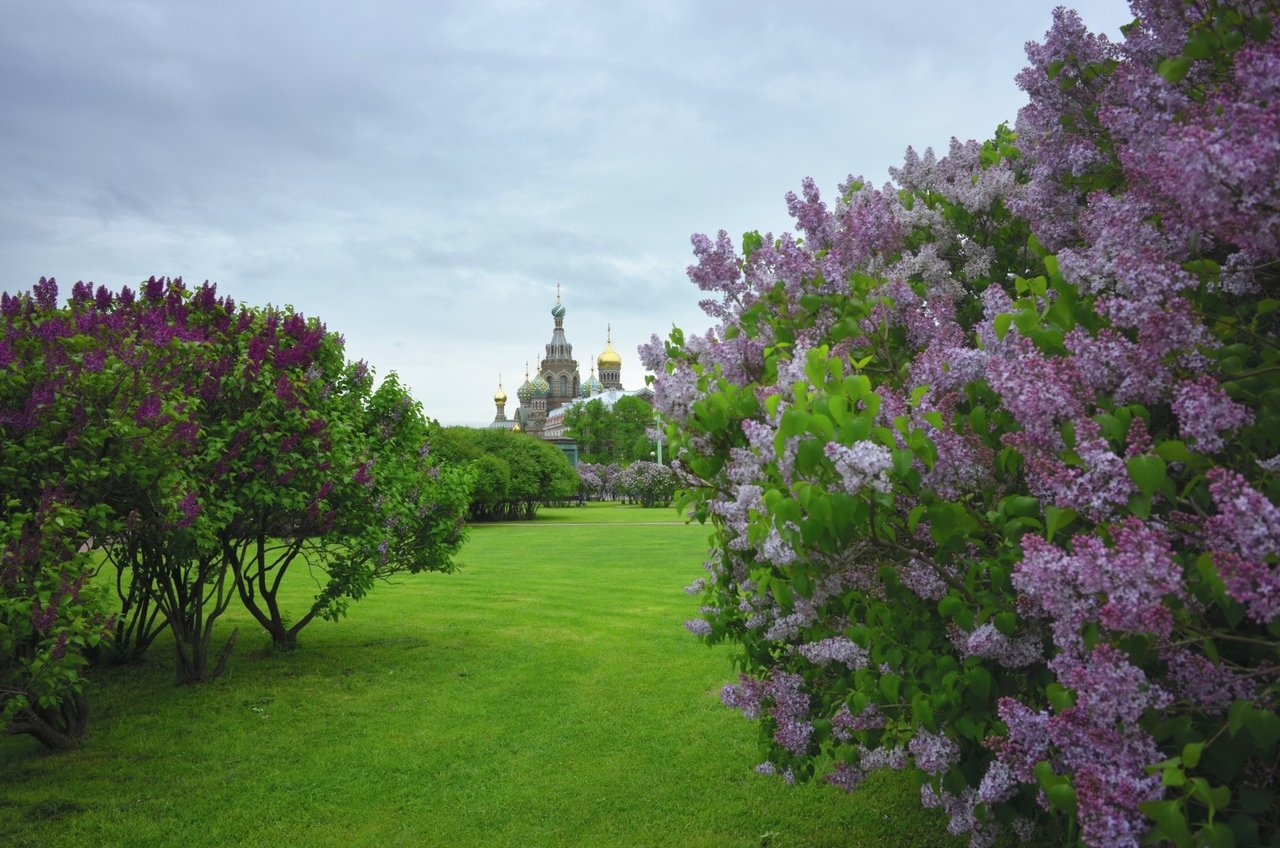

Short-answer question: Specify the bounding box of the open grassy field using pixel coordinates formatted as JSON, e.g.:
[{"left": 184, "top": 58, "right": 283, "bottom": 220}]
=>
[{"left": 1, "top": 502, "right": 955, "bottom": 848}]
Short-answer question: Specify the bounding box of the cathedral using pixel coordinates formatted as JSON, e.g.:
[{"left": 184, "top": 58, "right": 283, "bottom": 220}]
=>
[{"left": 488, "top": 287, "right": 642, "bottom": 442}]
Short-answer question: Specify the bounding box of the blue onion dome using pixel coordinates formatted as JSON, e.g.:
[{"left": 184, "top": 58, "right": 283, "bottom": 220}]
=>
[
  {"left": 531, "top": 373, "right": 551, "bottom": 397},
  {"left": 581, "top": 371, "right": 602, "bottom": 397},
  {"left": 552, "top": 283, "right": 566, "bottom": 318}
]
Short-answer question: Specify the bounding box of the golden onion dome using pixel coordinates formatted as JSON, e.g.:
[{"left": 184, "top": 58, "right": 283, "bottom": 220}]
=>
[
  {"left": 494, "top": 376, "right": 507, "bottom": 404},
  {"left": 597, "top": 324, "right": 622, "bottom": 368}
]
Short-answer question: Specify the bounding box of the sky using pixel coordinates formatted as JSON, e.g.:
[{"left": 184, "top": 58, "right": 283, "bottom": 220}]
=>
[{"left": 0, "top": 0, "right": 1136, "bottom": 426}]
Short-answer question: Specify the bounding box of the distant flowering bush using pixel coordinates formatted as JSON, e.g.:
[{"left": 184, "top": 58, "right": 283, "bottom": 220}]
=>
[
  {"left": 613, "top": 461, "right": 677, "bottom": 508},
  {"left": 656, "top": 3, "right": 1280, "bottom": 846}
]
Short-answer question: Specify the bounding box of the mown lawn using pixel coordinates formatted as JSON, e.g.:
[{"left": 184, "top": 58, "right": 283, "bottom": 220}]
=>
[{"left": 1, "top": 502, "right": 956, "bottom": 847}]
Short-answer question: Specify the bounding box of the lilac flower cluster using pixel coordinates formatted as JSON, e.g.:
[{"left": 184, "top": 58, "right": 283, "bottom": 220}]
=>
[
  {"left": 797, "top": 636, "right": 868, "bottom": 670},
  {"left": 1172, "top": 376, "right": 1253, "bottom": 454},
  {"left": 909, "top": 729, "right": 960, "bottom": 776},
  {"left": 1014, "top": 520, "right": 1184, "bottom": 654},
  {"left": 956, "top": 623, "right": 1043, "bottom": 669},
  {"left": 823, "top": 441, "right": 892, "bottom": 495},
  {"left": 1204, "top": 468, "right": 1280, "bottom": 623},
  {"left": 830, "top": 703, "right": 885, "bottom": 740}
]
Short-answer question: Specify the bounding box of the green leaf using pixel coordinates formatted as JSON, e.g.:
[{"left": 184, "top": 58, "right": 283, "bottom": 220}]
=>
[
  {"left": 1227, "top": 699, "right": 1251, "bottom": 736},
  {"left": 1142, "top": 799, "right": 1192, "bottom": 848},
  {"left": 1183, "top": 29, "right": 1218, "bottom": 59},
  {"left": 1045, "top": 506, "right": 1077, "bottom": 542},
  {"left": 1158, "top": 55, "right": 1192, "bottom": 83},
  {"left": 1244, "top": 707, "right": 1280, "bottom": 750},
  {"left": 1033, "top": 760, "right": 1061, "bottom": 789},
  {"left": 994, "top": 611, "right": 1018, "bottom": 636},
  {"left": 1046, "top": 683, "right": 1076, "bottom": 712},
  {"left": 1155, "top": 440, "right": 1191, "bottom": 463},
  {"left": 1181, "top": 741, "right": 1204, "bottom": 768},
  {"left": 780, "top": 409, "right": 808, "bottom": 437},
  {"left": 993, "top": 313, "right": 1013, "bottom": 341},
  {"left": 1248, "top": 15, "right": 1273, "bottom": 42},
  {"left": 907, "top": 504, "right": 927, "bottom": 534},
  {"left": 938, "top": 596, "right": 963, "bottom": 618},
  {"left": 967, "top": 666, "right": 992, "bottom": 700},
  {"left": 1202, "top": 821, "right": 1236, "bottom": 848},
  {"left": 879, "top": 674, "right": 901, "bottom": 701},
  {"left": 1046, "top": 782, "right": 1077, "bottom": 817},
  {"left": 1126, "top": 454, "right": 1167, "bottom": 497}
]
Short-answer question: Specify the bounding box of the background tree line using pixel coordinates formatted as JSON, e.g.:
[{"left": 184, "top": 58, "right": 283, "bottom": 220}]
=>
[
  {"left": 561, "top": 395, "right": 656, "bottom": 465},
  {"left": 430, "top": 427, "right": 578, "bottom": 521}
]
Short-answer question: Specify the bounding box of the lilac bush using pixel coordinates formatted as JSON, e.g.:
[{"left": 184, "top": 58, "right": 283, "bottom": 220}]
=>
[
  {"left": 656, "top": 3, "right": 1279, "bottom": 846},
  {"left": 3, "top": 275, "right": 472, "bottom": 739},
  {"left": 613, "top": 460, "right": 677, "bottom": 508}
]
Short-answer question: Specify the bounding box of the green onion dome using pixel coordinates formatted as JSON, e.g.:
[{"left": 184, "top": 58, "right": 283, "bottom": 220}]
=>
[{"left": 516, "top": 373, "right": 535, "bottom": 404}]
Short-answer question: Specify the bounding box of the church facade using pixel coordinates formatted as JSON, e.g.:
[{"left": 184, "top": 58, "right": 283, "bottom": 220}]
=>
[{"left": 488, "top": 287, "right": 635, "bottom": 439}]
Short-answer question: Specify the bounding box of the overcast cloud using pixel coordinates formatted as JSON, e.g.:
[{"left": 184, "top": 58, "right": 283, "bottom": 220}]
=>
[{"left": 1, "top": 0, "right": 1134, "bottom": 424}]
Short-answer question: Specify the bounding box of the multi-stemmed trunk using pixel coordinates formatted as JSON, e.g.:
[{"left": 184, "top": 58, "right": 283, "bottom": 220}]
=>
[
  {"left": 121, "top": 533, "right": 238, "bottom": 685},
  {"left": 4, "top": 690, "right": 89, "bottom": 752},
  {"left": 227, "top": 533, "right": 320, "bottom": 650}
]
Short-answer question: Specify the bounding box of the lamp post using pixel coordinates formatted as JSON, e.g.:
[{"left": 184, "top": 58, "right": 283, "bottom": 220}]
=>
[{"left": 653, "top": 407, "right": 665, "bottom": 465}]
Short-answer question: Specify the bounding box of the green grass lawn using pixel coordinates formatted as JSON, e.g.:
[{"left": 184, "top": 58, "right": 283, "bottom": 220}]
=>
[{"left": 1, "top": 503, "right": 956, "bottom": 848}]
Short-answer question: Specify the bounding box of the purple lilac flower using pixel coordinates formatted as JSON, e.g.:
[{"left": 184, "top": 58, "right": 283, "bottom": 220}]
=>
[
  {"left": 176, "top": 491, "right": 200, "bottom": 529},
  {"left": 134, "top": 394, "right": 163, "bottom": 425},
  {"left": 683, "top": 618, "right": 712, "bottom": 637},
  {"left": 797, "top": 636, "right": 869, "bottom": 670},
  {"left": 823, "top": 762, "right": 866, "bottom": 793},
  {"left": 1163, "top": 647, "right": 1257, "bottom": 716},
  {"left": 909, "top": 729, "right": 960, "bottom": 776},
  {"left": 959, "top": 623, "right": 1043, "bottom": 669},
  {"left": 1014, "top": 520, "right": 1183, "bottom": 653},
  {"left": 898, "top": 558, "right": 948, "bottom": 602},
  {"left": 720, "top": 674, "right": 766, "bottom": 720},
  {"left": 860, "top": 745, "right": 908, "bottom": 771},
  {"left": 823, "top": 441, "right": 893, "bottom": 495},
  {"left": 1204, "top": 468, "right": 1280, "bottom": 622},
  {"left": 987, "top": 336, "right": 1084, "bottom": 448},
  {"left": 830, "top": 703, "right": 885, "bottom": 740},
  {"left": 977, "top": 759, "right": 1018, "bottom": 805},
  {"left": 1172, "top": 376, "right": 1253, "bottom": 453},
  {"left": 994, "top": 698, "right": 1051, "bottom": 782}
]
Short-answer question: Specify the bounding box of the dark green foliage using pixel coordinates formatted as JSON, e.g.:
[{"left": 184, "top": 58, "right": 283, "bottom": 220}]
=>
[{"left": 434, "top": 427, "right": 577, "bottom": 521}]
